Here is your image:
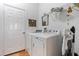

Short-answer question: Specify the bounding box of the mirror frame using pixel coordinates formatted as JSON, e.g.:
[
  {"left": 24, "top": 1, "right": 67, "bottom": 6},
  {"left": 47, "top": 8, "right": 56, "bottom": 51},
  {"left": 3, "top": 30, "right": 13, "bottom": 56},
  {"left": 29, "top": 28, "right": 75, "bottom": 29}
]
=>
[{"left": 42, "top": 13, "right": 49, "bottom": 26}]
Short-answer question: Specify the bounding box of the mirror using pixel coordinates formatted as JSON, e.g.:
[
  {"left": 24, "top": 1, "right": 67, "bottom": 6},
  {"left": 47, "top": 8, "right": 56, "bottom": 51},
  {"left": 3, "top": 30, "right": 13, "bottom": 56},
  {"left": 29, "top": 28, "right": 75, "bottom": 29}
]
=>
[{"left": 42, "top": 13, "right": 49, "bottom": 26}]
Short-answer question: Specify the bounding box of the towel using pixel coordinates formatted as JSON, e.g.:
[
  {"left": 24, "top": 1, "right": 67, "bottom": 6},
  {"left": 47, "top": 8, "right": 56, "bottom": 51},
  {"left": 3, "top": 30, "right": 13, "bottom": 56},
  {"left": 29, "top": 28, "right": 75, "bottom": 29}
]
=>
[{"left": 62, "top": 29, "right": 73, "bottom": 55}]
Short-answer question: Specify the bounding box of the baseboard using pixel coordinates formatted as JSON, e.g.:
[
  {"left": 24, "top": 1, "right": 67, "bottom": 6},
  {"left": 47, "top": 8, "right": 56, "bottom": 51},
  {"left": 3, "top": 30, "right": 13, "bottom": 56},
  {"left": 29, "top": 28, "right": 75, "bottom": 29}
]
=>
[{"left": 4, "top": 49, "right": 26, "bottom": 56}]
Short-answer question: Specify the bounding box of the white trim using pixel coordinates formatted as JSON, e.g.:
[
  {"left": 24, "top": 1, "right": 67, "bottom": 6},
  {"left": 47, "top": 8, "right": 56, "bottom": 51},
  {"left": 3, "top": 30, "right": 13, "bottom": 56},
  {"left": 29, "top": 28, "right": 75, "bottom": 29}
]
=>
[{"left": 3, "top": 3, "right": 25, "bottom": 11}]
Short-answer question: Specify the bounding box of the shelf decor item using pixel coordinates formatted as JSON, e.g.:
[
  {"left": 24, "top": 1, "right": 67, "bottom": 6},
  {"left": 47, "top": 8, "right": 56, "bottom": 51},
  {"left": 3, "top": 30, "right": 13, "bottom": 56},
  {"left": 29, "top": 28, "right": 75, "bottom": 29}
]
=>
[
  {"left": 67, "top": 6, "right": 72, "bottom": 16},
  {"left": 66, "top": 3, "right": 79, "bottom": 16}
]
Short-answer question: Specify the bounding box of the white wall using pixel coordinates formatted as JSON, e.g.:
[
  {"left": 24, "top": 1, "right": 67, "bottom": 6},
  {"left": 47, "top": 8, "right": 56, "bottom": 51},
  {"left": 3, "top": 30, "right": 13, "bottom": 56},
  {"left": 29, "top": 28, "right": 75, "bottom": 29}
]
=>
[
  {"left": 0, "top": 4, "right": 4, "bottom": 55},
  {"left": 38, "top": 3, "right": 66, "bottom": 30},
  {"left": 38, "top": 3, "right": 79, "bottom": 55},
  {"left": 20, "top": 3, "right": 39, "bottom": 32},
  {"left": 25, "top": 3, "right": 39, "bottom": 32}
]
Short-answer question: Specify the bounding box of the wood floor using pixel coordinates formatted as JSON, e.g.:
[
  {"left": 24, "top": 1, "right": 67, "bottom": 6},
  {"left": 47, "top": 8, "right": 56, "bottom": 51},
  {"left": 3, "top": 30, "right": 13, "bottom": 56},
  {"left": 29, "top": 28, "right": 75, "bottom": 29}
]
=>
[{"left": 6, "top": 49, "right": 30, "bottom": 56}]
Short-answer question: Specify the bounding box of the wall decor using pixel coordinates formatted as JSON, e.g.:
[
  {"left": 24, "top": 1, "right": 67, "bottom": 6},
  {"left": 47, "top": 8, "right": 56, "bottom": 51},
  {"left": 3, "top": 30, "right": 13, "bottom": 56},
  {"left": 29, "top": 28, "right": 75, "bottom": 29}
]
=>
[
  {"left": 42, "top": 13, "right": 49, "bottom": 26},
  {"left": 28, "top": 19, "right": 36, "bottom": 27}
]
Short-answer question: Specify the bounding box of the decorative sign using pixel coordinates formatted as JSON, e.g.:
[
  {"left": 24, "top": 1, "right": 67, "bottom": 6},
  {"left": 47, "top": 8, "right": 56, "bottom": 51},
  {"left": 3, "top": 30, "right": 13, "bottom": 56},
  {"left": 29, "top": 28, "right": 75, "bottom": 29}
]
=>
[{"left": 28, "top": 19, "right": 36, "bottom": 27}]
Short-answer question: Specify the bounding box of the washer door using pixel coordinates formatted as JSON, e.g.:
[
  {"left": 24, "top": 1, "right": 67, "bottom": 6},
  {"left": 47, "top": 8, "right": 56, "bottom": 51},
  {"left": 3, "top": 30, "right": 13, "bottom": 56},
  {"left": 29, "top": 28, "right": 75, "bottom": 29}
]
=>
[{"left": 32, "top": 37, "right": 44, "bottom": 56}]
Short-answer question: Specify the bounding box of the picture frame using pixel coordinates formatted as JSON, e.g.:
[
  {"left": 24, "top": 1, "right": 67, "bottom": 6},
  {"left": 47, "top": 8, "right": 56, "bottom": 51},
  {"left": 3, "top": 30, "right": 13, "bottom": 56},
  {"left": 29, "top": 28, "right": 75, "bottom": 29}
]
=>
[{"left": 28, "top": 19, "right": 36, "bottom": 27}]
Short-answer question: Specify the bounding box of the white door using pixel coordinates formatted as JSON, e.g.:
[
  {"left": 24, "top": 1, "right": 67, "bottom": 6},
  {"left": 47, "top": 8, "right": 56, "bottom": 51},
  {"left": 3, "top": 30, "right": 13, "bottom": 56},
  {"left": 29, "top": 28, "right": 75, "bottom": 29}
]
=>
[{"left": 4, "top": 4, "right": 26, "bottom": 55}]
